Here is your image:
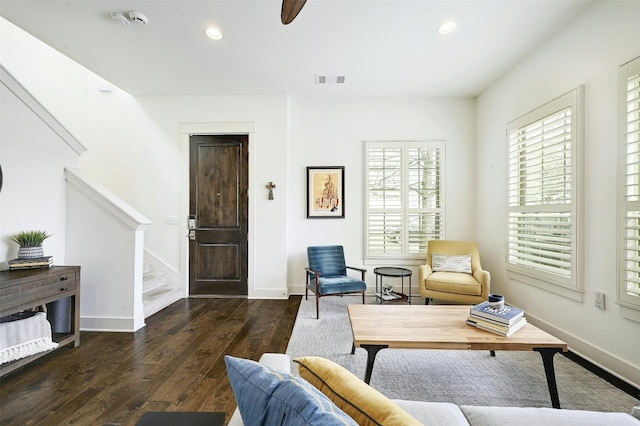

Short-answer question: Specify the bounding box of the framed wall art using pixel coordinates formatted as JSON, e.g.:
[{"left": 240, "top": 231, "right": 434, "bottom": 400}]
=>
[{"left": 306, "top": 166, "right": 345, "bottom": 218}]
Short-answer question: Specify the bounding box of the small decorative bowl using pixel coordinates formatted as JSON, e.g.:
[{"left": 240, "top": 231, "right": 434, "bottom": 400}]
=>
[{"left": 488, "top": 293, "right": 505, "bottom": 310}]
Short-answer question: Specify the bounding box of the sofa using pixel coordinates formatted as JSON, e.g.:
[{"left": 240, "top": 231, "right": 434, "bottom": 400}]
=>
[{"left": 226, "top": 353, "right": 640, "bottom": 426}]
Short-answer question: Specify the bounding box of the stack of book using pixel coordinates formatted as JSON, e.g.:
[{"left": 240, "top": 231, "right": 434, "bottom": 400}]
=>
[
  {"left": 8, "top": 256, "right": 53, "bottom": 270},
  {"left": 467, "top": 301, "right": 527, "bottom": 337},
  {"left": 375, "top": 291, "right": 402, "bottom": 301}
]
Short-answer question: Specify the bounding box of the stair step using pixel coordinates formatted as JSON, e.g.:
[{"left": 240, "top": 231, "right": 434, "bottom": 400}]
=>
[
  {"left": 143, "top": 271, "right": 167, "bottom": 293},
  {"left": 142, "top": 261, "right": 182, "bottom": 318},
  {"left": 143, "top": 285, "right": 182, "bottom": 318}
]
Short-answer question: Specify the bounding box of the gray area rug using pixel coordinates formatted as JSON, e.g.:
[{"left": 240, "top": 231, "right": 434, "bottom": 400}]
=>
[{"left": 285, "top": 295, "right": 640, "bottom": 413}]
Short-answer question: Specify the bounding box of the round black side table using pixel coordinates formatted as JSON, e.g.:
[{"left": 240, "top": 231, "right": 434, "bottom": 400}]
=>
[{"left": 373, "top": 266, "right": 412, "bottom": 304}]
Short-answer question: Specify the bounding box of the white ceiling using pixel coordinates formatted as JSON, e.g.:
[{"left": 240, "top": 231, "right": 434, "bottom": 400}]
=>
[{"left": 0, "top": 0, "right": 594, "bottom": 98}]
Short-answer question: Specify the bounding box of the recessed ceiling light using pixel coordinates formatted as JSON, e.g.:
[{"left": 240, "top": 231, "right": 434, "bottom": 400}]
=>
[
  {"left": 437, "top": 21, "right": 457, "bottom": 35},
  {"left": 204, "top": 26, "right": 223, "bottom": 40}
]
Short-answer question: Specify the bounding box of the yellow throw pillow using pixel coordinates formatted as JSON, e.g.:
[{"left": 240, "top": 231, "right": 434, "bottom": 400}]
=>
[{"left": 294, "top": 356, "right": 422, "bottom": 426}]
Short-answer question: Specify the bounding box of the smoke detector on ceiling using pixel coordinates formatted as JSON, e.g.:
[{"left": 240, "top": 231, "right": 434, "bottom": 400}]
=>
[
  {"left": 111, "top": 10, "right": 149, "bottom": 26},
  {"left": 128, "top": 10, "right": 149, "bottom": 25},
  {"left": 111, "top": 11, "right": 130, "bottom": 26}
]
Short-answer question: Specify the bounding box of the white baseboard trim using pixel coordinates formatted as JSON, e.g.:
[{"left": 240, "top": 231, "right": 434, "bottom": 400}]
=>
[
  {"left": 289, "top": 284, "right": 306, "bottom": 295},
  {"left": 81, "top": 315, "right": 145, "bottom": 332},
  {"left": 527, "top": 313, "right": 640, "bottom": 390},
  {"left": 249, "top": 288, "right": 290, "bottom": 299}
]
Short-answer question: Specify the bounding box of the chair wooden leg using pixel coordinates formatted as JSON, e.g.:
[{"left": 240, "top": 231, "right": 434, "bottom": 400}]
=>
[
  {"left": 316, "top": 294, "right": 320, "bottom": 319},
  {"left": 362, "top": 291, "right": 365, "bottom": 304},
  {"left": 424, "top": 298, "right": 430, "bottom": 305}
]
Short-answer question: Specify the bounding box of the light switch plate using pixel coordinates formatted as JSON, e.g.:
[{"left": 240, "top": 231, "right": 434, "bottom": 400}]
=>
[
  {"left": 165, "top": 216, "right": 179, "bottom": 225},
  {"left": 595, "top": 291, "right": 605, "bottom": 310}
]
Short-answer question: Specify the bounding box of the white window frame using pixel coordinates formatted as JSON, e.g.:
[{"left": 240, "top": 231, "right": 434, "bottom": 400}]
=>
[
  {"left": 363, "top": 140, "right": 445, "bottom": 264},
  {"left": 617, "top": 56, "right": 640, "bottom": 321},
  {"left": 506, "top": 87, "right": 584, "bottom": 301}
]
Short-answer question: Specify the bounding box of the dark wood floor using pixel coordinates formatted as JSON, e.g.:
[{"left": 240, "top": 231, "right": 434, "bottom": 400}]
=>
[{"left": 0, "top": 296, "right": 302, "bottom": 426}]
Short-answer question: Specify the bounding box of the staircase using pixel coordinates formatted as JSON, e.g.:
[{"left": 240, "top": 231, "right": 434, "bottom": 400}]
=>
[{"left": 143, "top": 263, "right": 182, "bottom": 318}]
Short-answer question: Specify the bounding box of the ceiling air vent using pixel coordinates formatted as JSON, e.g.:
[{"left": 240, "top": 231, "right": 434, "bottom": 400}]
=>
[{"left": 316, "top": 75, "right": 346, "bottom": 85}]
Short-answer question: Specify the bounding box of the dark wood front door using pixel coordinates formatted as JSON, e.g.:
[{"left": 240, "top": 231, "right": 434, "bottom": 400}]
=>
[{"left": 189, "top": 134, "right": 248, "bottom": 296}]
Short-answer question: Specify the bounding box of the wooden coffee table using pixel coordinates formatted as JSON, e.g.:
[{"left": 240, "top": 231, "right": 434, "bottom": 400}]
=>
[{"left": 348, "top": 304, "right": 568, "bottom": 408}]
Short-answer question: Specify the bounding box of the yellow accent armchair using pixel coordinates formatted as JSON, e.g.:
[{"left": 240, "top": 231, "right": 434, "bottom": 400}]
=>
[{"left": 418, "top": 240, "right": 490, "bottom": 305}]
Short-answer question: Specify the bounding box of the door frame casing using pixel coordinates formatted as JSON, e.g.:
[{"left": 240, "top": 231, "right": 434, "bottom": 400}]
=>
[{"left": 180, "top": 122, "right": 256, "bottom": 298}]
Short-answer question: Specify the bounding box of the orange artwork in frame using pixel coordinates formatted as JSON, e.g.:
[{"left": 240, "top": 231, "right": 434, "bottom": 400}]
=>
[{"left": 306, "top": 166, "right": 345, "bottom": 218}]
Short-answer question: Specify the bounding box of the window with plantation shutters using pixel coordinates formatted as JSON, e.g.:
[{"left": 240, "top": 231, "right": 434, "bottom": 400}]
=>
[
  {"left": 364, "top": 141, "right": 444, "bottom": 261},
  {"left": 507, "top": 88, "right": 583, "bottom": 296},
  {"left": 618, "top": 56, "right": 640, "bottom": 313}
]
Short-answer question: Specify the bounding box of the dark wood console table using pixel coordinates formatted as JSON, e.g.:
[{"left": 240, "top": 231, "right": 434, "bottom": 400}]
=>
[{"left": 0, "top": 266, "right": 80, "bottom": 377}]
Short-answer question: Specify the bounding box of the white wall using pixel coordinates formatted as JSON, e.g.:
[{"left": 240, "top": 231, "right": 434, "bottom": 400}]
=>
[
  {"left": 0, "top": 17, "right": 182, "bottom": 279},
  {"left": 1, "top": 15, "right": 477, "bottom": 302},
  {"left": 65, "top": 169, "right": 151, "bottom": 332},
  {"left": 0, "top": 80, "right": 78, "bottom": 268},
  {"left": 476, "top": 1, "right": 640, "bottom": 386},
  {"left": 4, "top": 0, "right": 639, "bottom": 390},
  {"left": 138, "top": 95, "right": 290, "bottom": 298},
  {"left": 136, "top": 96, "right": 477, "bottom": 296},
  {"left": 1, "top": 18, "right": 292, "bottom": 299},
  {"left": 287, "top": 96, "right": 477, "bottom": 293},
  {"left": 66, "top": 182, "right": 145, "bottom": 331}
]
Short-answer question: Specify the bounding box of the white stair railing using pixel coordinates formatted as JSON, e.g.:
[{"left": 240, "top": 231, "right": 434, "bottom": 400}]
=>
[{"left": 64, "top": 168, "right": 150, "bottom": 332}]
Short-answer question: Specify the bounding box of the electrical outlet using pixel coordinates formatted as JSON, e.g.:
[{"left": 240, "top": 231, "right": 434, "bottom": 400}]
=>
[{"left": 595, "top": 291, "right": 606, "bottom": 310}]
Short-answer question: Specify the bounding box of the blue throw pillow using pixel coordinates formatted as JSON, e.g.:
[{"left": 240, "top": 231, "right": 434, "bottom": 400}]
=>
[{"left": 224, "top": 355, "right": 356, "bottom": 426}]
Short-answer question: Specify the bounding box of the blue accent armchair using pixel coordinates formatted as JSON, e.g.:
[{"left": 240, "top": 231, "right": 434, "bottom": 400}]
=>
[{"left": 305, "top": 245, "right": 367, "bottom": 319}]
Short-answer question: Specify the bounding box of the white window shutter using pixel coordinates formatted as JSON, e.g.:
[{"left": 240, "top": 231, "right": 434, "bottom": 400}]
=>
[{"left": 365, "top": 141, "right": 445, "bottom": 259}]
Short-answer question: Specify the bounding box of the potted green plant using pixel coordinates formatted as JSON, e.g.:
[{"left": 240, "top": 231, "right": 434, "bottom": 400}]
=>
[{"left": 10, "top": 230, "right": 51, "bottom": 259}]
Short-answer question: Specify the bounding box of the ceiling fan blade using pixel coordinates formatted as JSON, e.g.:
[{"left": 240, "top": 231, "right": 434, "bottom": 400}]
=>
[{"left": 281, "top": 0, "right": 308, "bottom": 25}]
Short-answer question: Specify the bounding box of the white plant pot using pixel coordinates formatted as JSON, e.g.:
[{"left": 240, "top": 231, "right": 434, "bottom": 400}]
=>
[{"left": 18, "top": 246, "right": 44, "bottom": 259}]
